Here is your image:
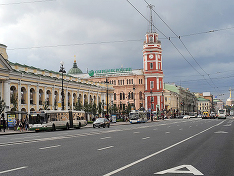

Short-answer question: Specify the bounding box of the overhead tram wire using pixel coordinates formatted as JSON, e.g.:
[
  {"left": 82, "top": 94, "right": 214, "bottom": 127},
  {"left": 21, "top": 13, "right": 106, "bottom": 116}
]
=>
[
  {"left": 0, "top": 0, "right": 55, "bottom": 5},
  {"left": 177, "top": 26, "right": 234, "bottom": 38},
  {"left": 128, "top": 0, "right": 214, "bottom": 89},
  {"left": 7, "top": 39, "right": 144, "bottom": 50},
  {"left": 143, "top": 0, "right": 220, "bottom": 94}
]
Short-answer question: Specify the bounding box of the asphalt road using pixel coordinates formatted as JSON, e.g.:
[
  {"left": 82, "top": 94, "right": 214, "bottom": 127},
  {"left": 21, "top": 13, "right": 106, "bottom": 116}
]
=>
[{"left": 0, "top": 117, "right": 233, "bottom": 176}]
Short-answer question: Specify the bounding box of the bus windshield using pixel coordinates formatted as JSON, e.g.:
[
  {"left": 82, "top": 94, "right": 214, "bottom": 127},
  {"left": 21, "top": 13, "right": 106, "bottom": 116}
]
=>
[{"left": 29, "top": 114, "right": 47, "bottom": 124}]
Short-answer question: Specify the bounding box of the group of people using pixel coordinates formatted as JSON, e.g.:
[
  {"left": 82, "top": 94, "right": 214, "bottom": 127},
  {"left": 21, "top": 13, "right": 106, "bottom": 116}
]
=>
[{"left": 14, "top": 118, "right": 29, "bottom": 132}]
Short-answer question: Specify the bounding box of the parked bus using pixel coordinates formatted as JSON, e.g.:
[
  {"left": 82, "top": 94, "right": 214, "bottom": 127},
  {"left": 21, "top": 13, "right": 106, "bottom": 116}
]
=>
[
  {"left": 29, "top": 110, "right": 86, "bottom": 132},
  {"left": 129, "top": 110, "right": 148, "bottom": 124},
  {"left": 218, "top": 109, "right": 226, "bottom": 119}
]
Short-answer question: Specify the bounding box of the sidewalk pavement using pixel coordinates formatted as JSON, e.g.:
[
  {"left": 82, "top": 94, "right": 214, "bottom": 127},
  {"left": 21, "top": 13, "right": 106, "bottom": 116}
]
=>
[{"left": 0, "top": 120, "right": 158, "bottom": 136}]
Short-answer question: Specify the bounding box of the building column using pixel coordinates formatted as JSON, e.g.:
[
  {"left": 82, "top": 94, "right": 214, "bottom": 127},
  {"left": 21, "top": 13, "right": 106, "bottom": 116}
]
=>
[
  {"left": 52, "top": 86, "right": 55, "bottom": 110},
  {"left": 18, "top": 81, "right": 21, "bottom": 111},
  {"left": 66, "top": 88, "right": 68, "bottom": 110},
  {"left": 27, "top": 84, "right": 30, "bottom": 112},
  {"left": 71, "top": 91, "right": 74, "bottom": 110},
  {"left": 36, "top": 84, "right": 39, "bottom": 111},
  {"left": 3, "top": 80, "right": 10, "bottom": 112},
  {"left": 145, "top": 95, "right": 148, "bottom": 110}
]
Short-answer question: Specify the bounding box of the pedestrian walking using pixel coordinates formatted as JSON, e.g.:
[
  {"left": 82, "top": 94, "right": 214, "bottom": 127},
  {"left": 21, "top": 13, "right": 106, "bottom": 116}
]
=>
[
  {"left": 19, "top": 121, "right": 23, "bottom": 132},
  {"left": 13, "top": 118, "right": 17, "bottom": 131},
  {"left": 0, "top": 118, "right": 2, "bottom": 132},
  {"left": 2, "top": 118, "right": 6, "bottom": 132}
]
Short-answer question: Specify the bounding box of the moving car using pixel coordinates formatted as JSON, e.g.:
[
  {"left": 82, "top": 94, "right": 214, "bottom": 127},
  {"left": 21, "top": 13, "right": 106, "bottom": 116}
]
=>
[
  {"left": 93, "top": 118, "right": 110, "bottom": 128},
  {"left": 183, "top": 115, "right": 190, "bottom": 119}
]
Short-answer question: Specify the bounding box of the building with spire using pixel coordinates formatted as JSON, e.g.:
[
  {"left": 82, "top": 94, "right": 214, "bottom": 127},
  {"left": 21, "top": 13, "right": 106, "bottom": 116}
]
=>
[
  {"left": 70, "top": 5, "right": 164, "bottom": 113},
  {"left": 68, "top": 59, "right": 83, "bottom": 75}
]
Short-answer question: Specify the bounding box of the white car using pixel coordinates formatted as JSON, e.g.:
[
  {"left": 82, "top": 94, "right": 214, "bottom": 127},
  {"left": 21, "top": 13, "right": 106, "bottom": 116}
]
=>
[{"left": 183, "top": 115, "right": 190, "bottom": 119}]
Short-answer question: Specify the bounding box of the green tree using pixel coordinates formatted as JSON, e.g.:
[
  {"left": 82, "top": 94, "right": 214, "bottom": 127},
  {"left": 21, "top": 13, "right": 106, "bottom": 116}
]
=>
[
  {"left": 43, "top": 101, "right": 49, "bottom": 110},
  {"left": 54, "top": 100, "right": 57, "bottom": 110},
  {"left": 126, "top": 103, "right": 131, "bottom": 115},
  {"left": 98, "top": 102, "right": 103, "bottom": 116},
  {"left": 92, "top": 103, "right": 97, "bottom": 116},
  {"left": 74, "top": 100, "right": 83, "bottom": 111},
  {"left": 10, "top": 93, "right": 18, "bottom": 111},
  {"left": 0, "top": 96, "right": 6, "bottom": 114},
  {"left": 84, "top": 101, "right": 91, "bottom": 114}
]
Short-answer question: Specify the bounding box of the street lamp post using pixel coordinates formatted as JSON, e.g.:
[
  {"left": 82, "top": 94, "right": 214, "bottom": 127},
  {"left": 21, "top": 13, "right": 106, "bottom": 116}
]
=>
[
  {"left": 59, "top": 61, "right": 66, "bottom": 110},
  {"left": 150, "top": 89, "right": 153, "bottom": 121},
  {"left": 105, "top": 78, "right": 109, "bottom": 118},
  {"left": 133, "top": 85, "right": 136, "bottom": 110}
]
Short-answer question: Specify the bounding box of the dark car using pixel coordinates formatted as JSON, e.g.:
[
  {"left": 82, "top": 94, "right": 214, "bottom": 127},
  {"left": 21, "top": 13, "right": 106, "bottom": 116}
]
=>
[{"left": 93, "top": 118, "right": 110, "bottom": 128}]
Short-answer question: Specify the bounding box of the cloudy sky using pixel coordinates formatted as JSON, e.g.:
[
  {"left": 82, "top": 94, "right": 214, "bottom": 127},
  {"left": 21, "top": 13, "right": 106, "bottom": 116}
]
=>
[{"left": 1, "top": 0, "right": 234, "bottom": 101}]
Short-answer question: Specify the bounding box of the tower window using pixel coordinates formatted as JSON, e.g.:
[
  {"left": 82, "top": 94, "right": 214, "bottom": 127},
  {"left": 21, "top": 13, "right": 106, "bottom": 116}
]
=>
[
  {"left": 150, "top": 81, "right": 154, "bottom": 89},
  {"left": 150, "top": 63, "right": 153, "bottom": 69}
]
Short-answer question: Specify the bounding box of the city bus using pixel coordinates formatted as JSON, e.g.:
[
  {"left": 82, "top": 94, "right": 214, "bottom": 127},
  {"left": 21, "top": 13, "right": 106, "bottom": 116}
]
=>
[
  {"left": 29, "top": 110, "right": 87, "bottom": 132},
  {"left": 129, "top": 110, "right": 148, "bottom": 124},
  {"left": 218, "top": 109, "right": 227, "bottom": 119}
]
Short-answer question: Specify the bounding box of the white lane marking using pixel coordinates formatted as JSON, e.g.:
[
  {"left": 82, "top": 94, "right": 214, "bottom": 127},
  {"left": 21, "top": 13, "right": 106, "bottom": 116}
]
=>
[
  {"left": 223, "top": 124, "right": 231, "bottom": 127},
  {"left": 103, "top": 121, "right": 224, "bottom": 176},
  {"left": 214, "top": 131, "right": 228, "bottom": 134},
  {"left": 165, "top": 132, "right": 170, "bottom": 134},
  {"left": 39, "top": 145, "right": 61, "bottom": 150},
  {"left": 100, "top": 137, "right": 111, "bottom": 140},
  {"left": 134, "top": 132, "right": 140, "bottom": 134},
  {"left": 0, "top": 166, "right": 28, "bottom": 174},
  {"left": 179, "top": 129, "right": 183, "bottom": 130},
  {"left": 0, "top": 120, "right": 197, "bottom": 147},
  {"left": 155, "top": 165, "right": 203, "bottom": 175},
  {"left": 142, "top": 137, "right": 150, "bottom": 140},
  {"left": 98, "top": 146, "right": 114, "bottom": 151}
]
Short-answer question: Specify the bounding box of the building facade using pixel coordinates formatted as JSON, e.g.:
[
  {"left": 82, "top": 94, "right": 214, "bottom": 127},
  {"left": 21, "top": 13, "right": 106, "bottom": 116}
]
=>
[
  {"left": 0, "top": 44, "right": 112, "bottom": 121},
  {"left": 72, "top": 30, "right": 165, "bottom": 114}
]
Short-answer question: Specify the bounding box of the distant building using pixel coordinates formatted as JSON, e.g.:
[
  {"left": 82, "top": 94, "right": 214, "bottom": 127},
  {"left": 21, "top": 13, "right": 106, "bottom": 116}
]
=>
[{"left": 197, "top": 97, "right": 211, "bottom": 114}]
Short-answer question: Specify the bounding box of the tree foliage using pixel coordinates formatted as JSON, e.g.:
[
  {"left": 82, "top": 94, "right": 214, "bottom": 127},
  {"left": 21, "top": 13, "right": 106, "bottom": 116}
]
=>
[{"left": 0, "top": 96, "right": 6, "bottom": 114}]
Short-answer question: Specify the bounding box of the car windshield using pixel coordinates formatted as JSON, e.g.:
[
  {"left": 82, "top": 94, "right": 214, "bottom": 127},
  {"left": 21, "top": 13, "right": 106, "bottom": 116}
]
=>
[{"left": 95, "top": 118, "right": 105, "bottom": 122}]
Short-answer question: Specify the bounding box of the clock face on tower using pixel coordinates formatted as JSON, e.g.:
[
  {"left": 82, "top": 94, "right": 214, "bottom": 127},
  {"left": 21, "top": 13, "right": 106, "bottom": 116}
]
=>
[{"left": 149, "top": 54, "right": 153, "bottom": 59}]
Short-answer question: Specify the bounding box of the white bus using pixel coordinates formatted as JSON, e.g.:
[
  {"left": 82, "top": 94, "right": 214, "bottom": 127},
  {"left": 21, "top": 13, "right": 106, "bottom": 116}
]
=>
[
  {"left": 217, "top": 109, "right": 226, "bottom": 119},
  {"left": 29, "top": 110, "right": 86, "bottom": 132},
  {"left": 129, "top": 110, "right": 148, "bottom": 124}
]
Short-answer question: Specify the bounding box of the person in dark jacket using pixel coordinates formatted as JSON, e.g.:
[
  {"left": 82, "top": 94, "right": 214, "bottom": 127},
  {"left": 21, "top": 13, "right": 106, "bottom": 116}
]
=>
[{"left": 2, "top": 118, "right": 6, "bottom": 132}]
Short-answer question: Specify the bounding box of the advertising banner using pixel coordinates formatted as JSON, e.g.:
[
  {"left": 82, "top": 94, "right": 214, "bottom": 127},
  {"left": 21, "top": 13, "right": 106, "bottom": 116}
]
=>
[{"left": 8, "top": 114, "right": 15, "bottom": 128}]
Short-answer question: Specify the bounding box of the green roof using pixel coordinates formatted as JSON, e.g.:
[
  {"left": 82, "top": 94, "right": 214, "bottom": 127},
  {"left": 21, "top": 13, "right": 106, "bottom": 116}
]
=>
[
  {"left": 164, "top": 84, "right": 179, "bottom": 93},
  {"left": 197, "top": 97, "right": 210, "bottom": 102}
]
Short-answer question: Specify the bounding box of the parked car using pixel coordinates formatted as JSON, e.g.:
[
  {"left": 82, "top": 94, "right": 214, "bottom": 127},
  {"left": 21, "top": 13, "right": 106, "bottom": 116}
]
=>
[
  {"left": 197, "top": 114, "right": 203, "bottom": 118},
  {"left": 183, "top": 115, "right": 190, "bottom": 119},
  {"left": 93, "top": 118, "right": 110, "bottom": 128}
]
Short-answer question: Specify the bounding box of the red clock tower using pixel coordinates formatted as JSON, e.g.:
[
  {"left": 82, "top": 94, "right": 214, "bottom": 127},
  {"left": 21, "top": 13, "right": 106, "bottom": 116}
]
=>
[{"left": 143, "top": 31, "right": 164, "bottom": 112}]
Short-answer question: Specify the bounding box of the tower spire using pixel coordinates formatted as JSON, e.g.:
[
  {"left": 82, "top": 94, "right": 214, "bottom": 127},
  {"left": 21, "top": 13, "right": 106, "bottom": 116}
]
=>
[{"left": 148, "top": 4, "right": 155, "bottom": 33}]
